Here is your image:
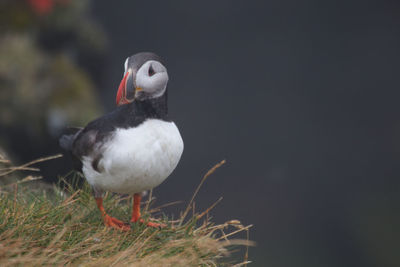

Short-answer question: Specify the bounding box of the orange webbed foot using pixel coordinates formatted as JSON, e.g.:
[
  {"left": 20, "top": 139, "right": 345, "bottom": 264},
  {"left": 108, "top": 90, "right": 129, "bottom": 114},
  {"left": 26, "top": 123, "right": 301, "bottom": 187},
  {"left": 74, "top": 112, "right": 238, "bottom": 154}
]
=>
[
  {"left": 140, "top": 219, "right": 166, "bottom": 228},
  {"left": 104, "top": 214, "right": 130, "bottom": 231},
  {"left": 130, "top": 217, "right": 166, "bottom": 228},
  {"left": 96, "top": 197, "right": 130, "bottom": 231},
  {"left": 130, "top": 193, "right": 166, "bottom": 228}
]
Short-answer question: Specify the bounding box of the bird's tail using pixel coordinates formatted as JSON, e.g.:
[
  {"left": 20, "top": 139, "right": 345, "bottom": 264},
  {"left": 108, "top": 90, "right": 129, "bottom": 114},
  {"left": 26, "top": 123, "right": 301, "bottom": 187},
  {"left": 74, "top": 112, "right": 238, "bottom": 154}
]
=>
[
  {"left": 59, "top": 127, "right": 82, "bottom": 151},
  {"left": 59, "top": 135, "right": 74, "bottom": 151}
]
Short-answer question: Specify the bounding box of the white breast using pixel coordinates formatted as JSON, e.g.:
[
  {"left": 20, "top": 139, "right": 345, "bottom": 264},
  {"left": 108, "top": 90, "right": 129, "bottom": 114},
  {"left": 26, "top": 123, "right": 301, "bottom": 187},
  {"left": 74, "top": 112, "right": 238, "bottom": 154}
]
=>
[{"left": 82, "top": 119, "right": 184, "bottom": 194}]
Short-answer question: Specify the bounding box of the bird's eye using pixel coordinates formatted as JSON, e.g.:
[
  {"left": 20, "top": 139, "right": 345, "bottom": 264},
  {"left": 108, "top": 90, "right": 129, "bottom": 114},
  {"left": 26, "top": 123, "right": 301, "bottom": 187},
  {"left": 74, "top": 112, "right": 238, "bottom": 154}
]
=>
[{"left": 148, "top": 65, "right": 155, "bottom": 76}]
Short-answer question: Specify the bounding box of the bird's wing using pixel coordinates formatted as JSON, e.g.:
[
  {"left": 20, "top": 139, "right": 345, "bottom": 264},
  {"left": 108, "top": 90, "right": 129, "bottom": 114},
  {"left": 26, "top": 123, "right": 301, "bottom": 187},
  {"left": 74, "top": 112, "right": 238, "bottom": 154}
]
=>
[
  {"left": 70, "top": 113, "right": 119, "bottom": 173},
  {"left": 60, "top": 102, "right": 144, "bottom": 173},
  {"left": 71, "top": 129, "right": 98, "bottom": 158}
]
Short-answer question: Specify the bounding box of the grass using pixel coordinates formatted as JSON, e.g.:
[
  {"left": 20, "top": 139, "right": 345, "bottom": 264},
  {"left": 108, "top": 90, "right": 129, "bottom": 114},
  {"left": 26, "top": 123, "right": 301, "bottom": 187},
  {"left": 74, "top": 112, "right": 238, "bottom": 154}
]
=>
[{"left": 0, "top": 154, "right": 253, "bottom": 266}]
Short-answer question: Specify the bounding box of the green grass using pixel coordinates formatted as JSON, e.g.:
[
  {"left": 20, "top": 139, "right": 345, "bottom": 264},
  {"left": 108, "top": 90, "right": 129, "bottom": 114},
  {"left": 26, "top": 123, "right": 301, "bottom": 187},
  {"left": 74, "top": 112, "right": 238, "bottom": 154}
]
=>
[{"left": 0, "top": 155, "right": 253, "bottom": 266}]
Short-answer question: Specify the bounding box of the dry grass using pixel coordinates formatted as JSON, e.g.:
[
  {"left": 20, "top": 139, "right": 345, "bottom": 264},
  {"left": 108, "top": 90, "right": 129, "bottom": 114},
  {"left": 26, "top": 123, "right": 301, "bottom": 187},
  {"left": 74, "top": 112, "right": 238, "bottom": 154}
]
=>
[{"left": 0, "top": 154, "right": 253, "bottom": 266}]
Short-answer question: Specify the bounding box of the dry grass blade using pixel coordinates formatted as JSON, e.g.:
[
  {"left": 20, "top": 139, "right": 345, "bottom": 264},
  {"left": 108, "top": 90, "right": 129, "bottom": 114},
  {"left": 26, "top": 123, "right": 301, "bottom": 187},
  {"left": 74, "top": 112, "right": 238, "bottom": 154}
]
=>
[
  {"left": 219, "top": 239, "right": 256, "bottom": 247},
  {"left": 0, "top": 167, "right": 39, "bottom": 172},
  {"left": 196, "top": 196, "right": 223, "bottom": 220},
  {"left": 3, "top": 176, "right": 43, "bottom": 188},
  {"left": 144, "top": 189, "right": 153, "bottom": 213},
  {"left": 0, "top": 153, "right": 10, "bottom": 164},
  {"left": 148, "top": 200, "right": 183, "bottom": 214},
  {"left": 232, "top": 261, "right": 252, "bottom": 267},
  {"left": 217, "top": 224, "right": 253, "bottom": 241},
  {"left": 180, "top": 160, "right": 226, "bottom": 225},
  {"left": 0, "top": 154, "right": 63, "bottom": 177}
]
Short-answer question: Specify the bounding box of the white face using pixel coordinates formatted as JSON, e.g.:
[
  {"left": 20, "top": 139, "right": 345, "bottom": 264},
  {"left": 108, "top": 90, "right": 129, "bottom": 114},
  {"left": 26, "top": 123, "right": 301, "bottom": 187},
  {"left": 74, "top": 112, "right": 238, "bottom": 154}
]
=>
[
  {"left": 124, "top": 58, "right": 129, "bottom": 74},
  {"left": 135, "top": 60, "right": 169, "bottom": 99}
]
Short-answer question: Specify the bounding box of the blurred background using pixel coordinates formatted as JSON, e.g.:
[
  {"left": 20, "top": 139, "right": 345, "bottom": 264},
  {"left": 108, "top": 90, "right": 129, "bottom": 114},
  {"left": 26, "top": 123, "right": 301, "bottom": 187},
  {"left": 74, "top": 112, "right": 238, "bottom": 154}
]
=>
[{"left": 1, "top": 0, "right": 400, "bottom": 266}]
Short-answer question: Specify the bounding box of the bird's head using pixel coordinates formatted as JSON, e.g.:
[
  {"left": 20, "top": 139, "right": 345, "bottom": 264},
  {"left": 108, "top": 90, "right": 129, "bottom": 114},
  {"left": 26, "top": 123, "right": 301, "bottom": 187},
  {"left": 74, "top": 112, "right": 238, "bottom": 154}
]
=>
[{"left": 116, "top": 52, "right": 169, "bottom": 106}]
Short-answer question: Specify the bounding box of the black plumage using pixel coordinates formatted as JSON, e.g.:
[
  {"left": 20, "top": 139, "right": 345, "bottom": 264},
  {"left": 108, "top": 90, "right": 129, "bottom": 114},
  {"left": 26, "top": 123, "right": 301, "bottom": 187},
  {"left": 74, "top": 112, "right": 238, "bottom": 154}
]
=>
[{"left": 60, "top": 95, "right": 169, "bottom": 173}]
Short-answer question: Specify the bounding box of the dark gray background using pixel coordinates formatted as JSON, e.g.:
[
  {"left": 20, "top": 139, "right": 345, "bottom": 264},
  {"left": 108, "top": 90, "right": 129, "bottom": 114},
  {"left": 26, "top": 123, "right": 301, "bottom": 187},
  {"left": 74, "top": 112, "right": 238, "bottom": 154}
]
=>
[{"left": 87, "top": 1, "right": 400, "bottom": 266}]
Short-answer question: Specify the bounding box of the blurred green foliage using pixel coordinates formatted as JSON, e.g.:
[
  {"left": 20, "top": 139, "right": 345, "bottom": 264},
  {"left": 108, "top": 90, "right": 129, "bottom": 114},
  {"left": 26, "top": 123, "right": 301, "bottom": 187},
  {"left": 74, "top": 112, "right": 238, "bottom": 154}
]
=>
[
  {"left": 0, "top": 0, "right": 106, "bottom": 154},
  {"left": 0, "top": 35, "right": 100, "bottom": 134}
]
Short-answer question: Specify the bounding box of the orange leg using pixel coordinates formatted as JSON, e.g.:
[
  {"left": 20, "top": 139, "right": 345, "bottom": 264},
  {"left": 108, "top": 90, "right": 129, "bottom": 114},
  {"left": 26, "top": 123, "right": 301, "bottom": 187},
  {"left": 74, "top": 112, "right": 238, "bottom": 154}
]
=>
[
  {"left": 130, "top": 193, "right": 165, "bottom": 228},
  {"left": 130, "top": 193, "right": 142, "bottom": 223},
  {"left": 95, "top": 197, "right": 130, "bottom": 231}
]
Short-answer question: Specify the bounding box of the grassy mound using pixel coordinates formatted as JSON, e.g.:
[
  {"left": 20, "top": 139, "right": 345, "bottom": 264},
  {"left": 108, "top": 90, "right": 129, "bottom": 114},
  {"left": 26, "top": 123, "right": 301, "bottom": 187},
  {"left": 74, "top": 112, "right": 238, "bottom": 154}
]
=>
[{"left": 0, "top": 155, "right": 252, "bottom": 266}]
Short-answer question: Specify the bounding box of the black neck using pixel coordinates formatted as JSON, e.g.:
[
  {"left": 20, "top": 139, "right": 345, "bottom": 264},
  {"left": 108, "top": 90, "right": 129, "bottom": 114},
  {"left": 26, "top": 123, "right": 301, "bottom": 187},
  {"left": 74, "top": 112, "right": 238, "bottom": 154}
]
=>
[
  {"left": 125, "top": 92, "right": 169, "bottom": 121},
  {"left": 142, "top": 92, "right": 168, "bottom": 119},
  {"left": 79, "top": 92, "right": 170, "bottom": 138}
]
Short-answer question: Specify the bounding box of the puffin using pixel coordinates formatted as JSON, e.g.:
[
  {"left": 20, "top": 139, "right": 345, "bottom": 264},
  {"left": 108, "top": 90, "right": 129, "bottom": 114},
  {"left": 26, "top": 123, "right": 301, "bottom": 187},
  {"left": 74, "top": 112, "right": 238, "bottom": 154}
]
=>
[{"left": 59, "top": 52, "right": 184, "bottom": 230}]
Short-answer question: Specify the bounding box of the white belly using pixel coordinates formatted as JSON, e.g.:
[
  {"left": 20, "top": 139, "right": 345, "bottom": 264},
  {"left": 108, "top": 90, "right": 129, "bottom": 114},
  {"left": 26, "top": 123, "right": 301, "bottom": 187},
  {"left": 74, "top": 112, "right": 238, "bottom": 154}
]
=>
[{"left": 82, "top": 119, "right": 184, "bottom": 194}]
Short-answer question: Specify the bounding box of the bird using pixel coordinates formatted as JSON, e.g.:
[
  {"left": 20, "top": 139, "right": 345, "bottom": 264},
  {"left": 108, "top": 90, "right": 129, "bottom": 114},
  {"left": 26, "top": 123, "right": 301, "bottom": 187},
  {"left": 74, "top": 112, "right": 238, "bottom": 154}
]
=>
[{"left": 59, "top": 52, "right": 184, "bottom": 230}]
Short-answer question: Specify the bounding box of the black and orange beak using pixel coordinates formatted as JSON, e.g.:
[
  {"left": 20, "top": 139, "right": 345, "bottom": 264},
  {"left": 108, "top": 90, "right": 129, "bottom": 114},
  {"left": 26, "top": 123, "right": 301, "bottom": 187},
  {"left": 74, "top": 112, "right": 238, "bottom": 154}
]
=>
[{"left": 116, "top": 69, "right": 135, "bottom": 106}]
